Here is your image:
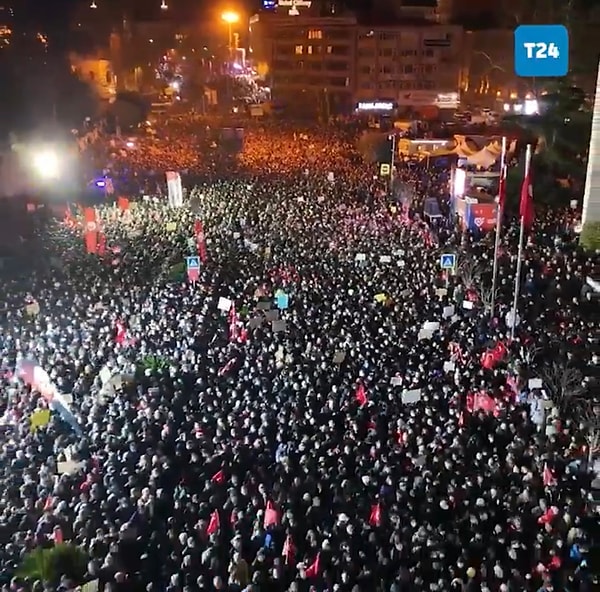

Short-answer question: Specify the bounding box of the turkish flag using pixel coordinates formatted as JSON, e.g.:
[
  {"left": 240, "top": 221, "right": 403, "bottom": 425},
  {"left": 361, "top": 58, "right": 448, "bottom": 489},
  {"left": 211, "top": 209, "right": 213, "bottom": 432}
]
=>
[
  {"left": 115, "top": 321, "right": 127, "bottom": 345},
  {"left": 369, "top": 502, "right": 382, "bottom": 527},
  {"left": 97, "top": 232, "right": 107, "bottom": 257},
  {"left": 211, "top": 469, "right": 225, "bottom": 484},
  {"left": 519, "top": 159, "right": 535, "bottom": 230},
  {"left": 264, "top": 500, "right": 279, "bottom": 528},
  {"left": 543, "top": 463, "right": 557, "bottom": 487},
  {"left": 355, "top": 382, "right": 367, "bottom": 406},
  {"left": 195, "top": 219, "right": 207, "bottom": 262},
  {"left": 304, "top": 553, "right": 320, "bottom": 578},
  {"left": 282, "top": 534, "right": 296, "bottom": 565},
  {"left": 84, "top": 207, "right": 98, "bottom": 254},
  {"left": 481, "top": 351, "right": 495, "bottom": 369},
  {"left": 206, "top": 510, "right": 220, "bottom": 535}
]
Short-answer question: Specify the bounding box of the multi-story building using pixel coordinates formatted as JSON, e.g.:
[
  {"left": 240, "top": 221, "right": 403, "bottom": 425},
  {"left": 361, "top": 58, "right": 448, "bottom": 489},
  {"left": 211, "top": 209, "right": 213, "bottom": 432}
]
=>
[
  {"left": 354, "top": 23, "right": 463, "bottom": 113},
  {"left": 0, "top": 4, "right": 14, "bottom": 48},
  {"left": 69, "top": 51, "right": 116, "bottom": 101},
  {"left": 250, "top": 11, "right": 356, "bottom": 116},
  {"left": 250, "top": 7, "right": 464, "bottom": 116}
]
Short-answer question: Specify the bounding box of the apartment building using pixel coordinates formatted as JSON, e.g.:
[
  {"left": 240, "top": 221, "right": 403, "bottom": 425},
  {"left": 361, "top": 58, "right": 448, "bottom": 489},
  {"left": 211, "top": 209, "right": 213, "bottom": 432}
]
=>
[
  {"left": 250, "top": 12, "right": 356, "bottom": 116},
  {"left": 250, "top": 8, "right": 463, "bottom": 116},
  {"left": 355, "top": 24, "right": 463, "bottom": 112}
]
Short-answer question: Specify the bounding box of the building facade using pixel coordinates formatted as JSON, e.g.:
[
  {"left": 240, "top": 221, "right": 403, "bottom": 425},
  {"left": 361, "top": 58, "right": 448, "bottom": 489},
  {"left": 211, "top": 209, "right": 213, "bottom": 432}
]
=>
[
  {"left": 354, "top": 23, "right": 463, "bottom": 112},
  {"left": 69, "top": 52, "right": 116, "bottom": 101},
  {"left": 250, "top": 12, "right": 357, "bottom": 116},
  {"left": 250, "top": 9, "right": 464, "bottom": 115}
]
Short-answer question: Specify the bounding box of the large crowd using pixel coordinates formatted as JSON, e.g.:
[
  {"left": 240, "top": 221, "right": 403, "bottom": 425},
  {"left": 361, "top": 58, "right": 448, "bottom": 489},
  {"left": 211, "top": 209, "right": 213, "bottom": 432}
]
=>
[{"left": 0, "top": 114, "right": 597, "bottom": 592}]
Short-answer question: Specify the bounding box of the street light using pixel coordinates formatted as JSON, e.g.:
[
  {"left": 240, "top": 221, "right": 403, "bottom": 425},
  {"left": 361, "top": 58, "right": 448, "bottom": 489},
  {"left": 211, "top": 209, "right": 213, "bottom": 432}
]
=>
[
  {"left": 32, "top": 149, "right": 61, "bottom": 180},
  {"left": 221, "top": 11, "right": 240, "bottom": 60}
]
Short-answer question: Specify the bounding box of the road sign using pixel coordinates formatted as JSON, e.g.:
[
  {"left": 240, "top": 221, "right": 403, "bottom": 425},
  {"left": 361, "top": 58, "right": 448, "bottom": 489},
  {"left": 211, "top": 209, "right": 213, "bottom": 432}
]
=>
[
  {"left": 514, "top": 25, "right": 569, "bottom": 77},
  {"left": 440, "top": 253, "right": 456, "bottom": 270},
  {"left": 186, "top": 256, "right": 200, "bottom": 282},
  {"left": 186, "top": 256, "right": 200, "bottom": 269},
  {"left": 380, "top": 163, "right": 391, "bottom": 177}
]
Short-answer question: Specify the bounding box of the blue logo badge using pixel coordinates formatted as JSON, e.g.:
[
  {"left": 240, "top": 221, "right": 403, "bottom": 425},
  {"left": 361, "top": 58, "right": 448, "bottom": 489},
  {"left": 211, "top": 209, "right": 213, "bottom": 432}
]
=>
[
  {"left": 514, "top": 25, "right": 569, "bottom": 77},
  {"left": 440, "top": 254, "right": 456, "bottom": 269}
]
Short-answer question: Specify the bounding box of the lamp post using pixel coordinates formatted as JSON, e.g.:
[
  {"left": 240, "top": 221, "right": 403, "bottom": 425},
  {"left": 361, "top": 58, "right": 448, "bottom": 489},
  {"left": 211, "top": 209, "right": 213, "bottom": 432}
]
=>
[{"left": 221, "top": 11, "right": 239, "bottom": 62}]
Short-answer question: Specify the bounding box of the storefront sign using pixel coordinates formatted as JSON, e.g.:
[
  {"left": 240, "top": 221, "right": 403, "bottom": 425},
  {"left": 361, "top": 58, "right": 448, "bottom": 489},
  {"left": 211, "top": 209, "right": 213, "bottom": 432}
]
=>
[
  {"left": 356, "top": 101, "right": 395, "bottom": 111},
  {"left": 277, "top": 0, "right": 312, "bottom": 9}
]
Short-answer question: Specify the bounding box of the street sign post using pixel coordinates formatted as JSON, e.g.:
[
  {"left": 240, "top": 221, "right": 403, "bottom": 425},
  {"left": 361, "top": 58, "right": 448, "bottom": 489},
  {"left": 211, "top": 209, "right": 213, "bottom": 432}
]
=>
[
  {"left": 440, "top": 253, "right": 456, "bottom": 288},
  {"left": 186, "top": 256, "right": 200, "bottom": 283},
  {"left": 440, "top": 254, "right": 456, "bottom": 270}
]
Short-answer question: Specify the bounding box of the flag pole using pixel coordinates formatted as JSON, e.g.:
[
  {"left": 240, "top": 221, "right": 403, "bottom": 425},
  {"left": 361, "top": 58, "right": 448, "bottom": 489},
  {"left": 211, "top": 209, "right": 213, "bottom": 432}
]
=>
[
  {"left": 510, "top": 144, "right": 531, "bottom": 340},
  {"left": 490, "top": 136, "right": 507, "bottom": 318}
]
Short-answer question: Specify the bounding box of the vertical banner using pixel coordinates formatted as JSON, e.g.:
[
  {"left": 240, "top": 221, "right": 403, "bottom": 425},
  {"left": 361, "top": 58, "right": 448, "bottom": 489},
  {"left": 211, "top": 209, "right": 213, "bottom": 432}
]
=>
[
  {"left": 166, "top": 171, "right": 183, "bottom": 208},
  {"left": 117, "top": 196, "right": 130, "bottom": 211},
  {"left": 97, "top": 232, "right": 107, "bottom": 256},
  {"left": 84, "top": 207, "right": 98, "bottom": 254},
  {"left": 195, "top": 219, "right": 207, "bottom": 262}
]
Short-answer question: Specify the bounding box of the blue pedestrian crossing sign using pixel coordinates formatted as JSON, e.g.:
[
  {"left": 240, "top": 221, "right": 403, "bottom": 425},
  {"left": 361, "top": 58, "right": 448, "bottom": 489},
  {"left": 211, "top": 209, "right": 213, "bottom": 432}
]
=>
[
  {"left": 440, "top": 253, "right": 456, "bottom": 270},
  {"left": 186, "top": 256, "right": 200, "bottom": 269}
]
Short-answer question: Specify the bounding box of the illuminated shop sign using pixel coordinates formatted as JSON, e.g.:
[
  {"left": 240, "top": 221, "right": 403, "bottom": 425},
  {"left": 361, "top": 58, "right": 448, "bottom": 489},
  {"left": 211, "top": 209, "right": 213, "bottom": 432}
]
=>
[
  {"left": 278, "top": 0, "right": 312, "bottom": 14},
  {"left": 356, "top": 101, "right": 395, "bottom": 111}
]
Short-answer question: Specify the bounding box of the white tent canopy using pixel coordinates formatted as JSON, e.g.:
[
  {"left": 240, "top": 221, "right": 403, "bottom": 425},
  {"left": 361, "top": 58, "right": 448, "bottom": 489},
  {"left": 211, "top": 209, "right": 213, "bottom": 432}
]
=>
[{"left": 467, "top": 148, "right": 500, "bottom": 168}]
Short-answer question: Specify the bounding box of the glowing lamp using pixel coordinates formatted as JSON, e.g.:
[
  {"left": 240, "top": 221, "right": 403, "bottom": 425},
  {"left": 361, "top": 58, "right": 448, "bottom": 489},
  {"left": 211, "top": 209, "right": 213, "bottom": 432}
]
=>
[
  {"left": 221, "top": 11, "right": 240, "bottom": 24},
  {"left": 32, "top": 150, "right": 61, "bottom": 180}
]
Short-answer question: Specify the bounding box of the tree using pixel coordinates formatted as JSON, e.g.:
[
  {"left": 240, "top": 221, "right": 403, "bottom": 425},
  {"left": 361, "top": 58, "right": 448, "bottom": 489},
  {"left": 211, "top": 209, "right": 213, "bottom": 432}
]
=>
[
  {"left": 541, "top": 361, "right": 589, "bottom": 416},
  {"left": 580, "top": 221, "right": 600, "bottom": 251},
  {"left": 107, "top": 92, "right": 149, "bottom": 131},
  {"left": 478, "top": 283, "right": 499, "bottom": 314},
  {"left": 457, "top": 257, "right": 483, "bottom": 290},
  {"left": 17, "top": 544, "right": 88, "bottom": 586},
  {"left": 56, "top": 71, "right": 100, "bottom": 126},
  {"left": 356, "top": 132, "right": 393, "bottom": 164}
]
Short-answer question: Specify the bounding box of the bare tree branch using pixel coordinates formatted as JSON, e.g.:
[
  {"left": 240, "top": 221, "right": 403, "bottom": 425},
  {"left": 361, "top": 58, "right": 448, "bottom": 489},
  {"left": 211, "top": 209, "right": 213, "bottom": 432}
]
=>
[
  {"left": 518, "top": 343, "right": 542, "bottom": 366},
  {"left": 477, "top": 283, "right": 498, "bottom": 314},
  {"left": 541, "top": 362, "right": 588, "bottom": 415},
  {"left": 458, "top": 257, "right": 483, "bottom": 290}
]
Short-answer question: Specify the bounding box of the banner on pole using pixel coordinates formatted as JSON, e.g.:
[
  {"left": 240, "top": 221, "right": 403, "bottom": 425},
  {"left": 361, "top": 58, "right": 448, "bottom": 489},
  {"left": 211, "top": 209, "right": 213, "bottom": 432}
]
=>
[{"left": 166, "top": 171, "right": 183, "bottom": 208}]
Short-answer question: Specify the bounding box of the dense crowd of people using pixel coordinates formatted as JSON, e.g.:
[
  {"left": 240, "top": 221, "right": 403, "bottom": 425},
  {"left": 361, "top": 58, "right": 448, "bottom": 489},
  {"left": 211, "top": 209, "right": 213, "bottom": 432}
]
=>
[{"left": 0, "top": 114, "right": 597, "bottom": 592}]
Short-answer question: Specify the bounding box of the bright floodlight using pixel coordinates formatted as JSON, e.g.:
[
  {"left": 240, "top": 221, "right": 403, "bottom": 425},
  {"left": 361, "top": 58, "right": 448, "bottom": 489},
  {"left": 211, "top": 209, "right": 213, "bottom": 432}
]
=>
[
  {"left": 221, "top": 11, "right": 239, "bottom": 23},
  {"left": 33, "top": 150, "right": 61, "bottom": 179}
]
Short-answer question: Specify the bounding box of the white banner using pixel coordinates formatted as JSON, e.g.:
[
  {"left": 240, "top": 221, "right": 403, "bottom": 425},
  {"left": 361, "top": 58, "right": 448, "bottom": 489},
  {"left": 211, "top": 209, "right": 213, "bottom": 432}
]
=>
[{"left": 166, "top": 171, "right": 183, "bottom": 208}]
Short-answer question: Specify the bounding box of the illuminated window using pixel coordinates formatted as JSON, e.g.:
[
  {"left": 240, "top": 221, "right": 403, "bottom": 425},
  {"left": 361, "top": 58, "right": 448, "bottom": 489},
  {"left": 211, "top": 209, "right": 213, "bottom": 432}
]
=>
[
  {"left": 295, "top": 45, "right": 303, "bottom": 54},
  {"left": 308, "top": 30, "right": 322, "bottom": 40},
  {"left": 326, "top": 45, "right": 332, "bottom": 53},
  {"left": 307, "top": 46, "right": 313, "bottom": 54}
]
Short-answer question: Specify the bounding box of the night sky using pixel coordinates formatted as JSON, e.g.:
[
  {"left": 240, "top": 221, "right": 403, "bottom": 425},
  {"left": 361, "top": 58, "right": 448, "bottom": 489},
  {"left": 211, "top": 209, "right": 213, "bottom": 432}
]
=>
[{"left": 19, "top": 0, "right": 377, "bottom": 29}]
